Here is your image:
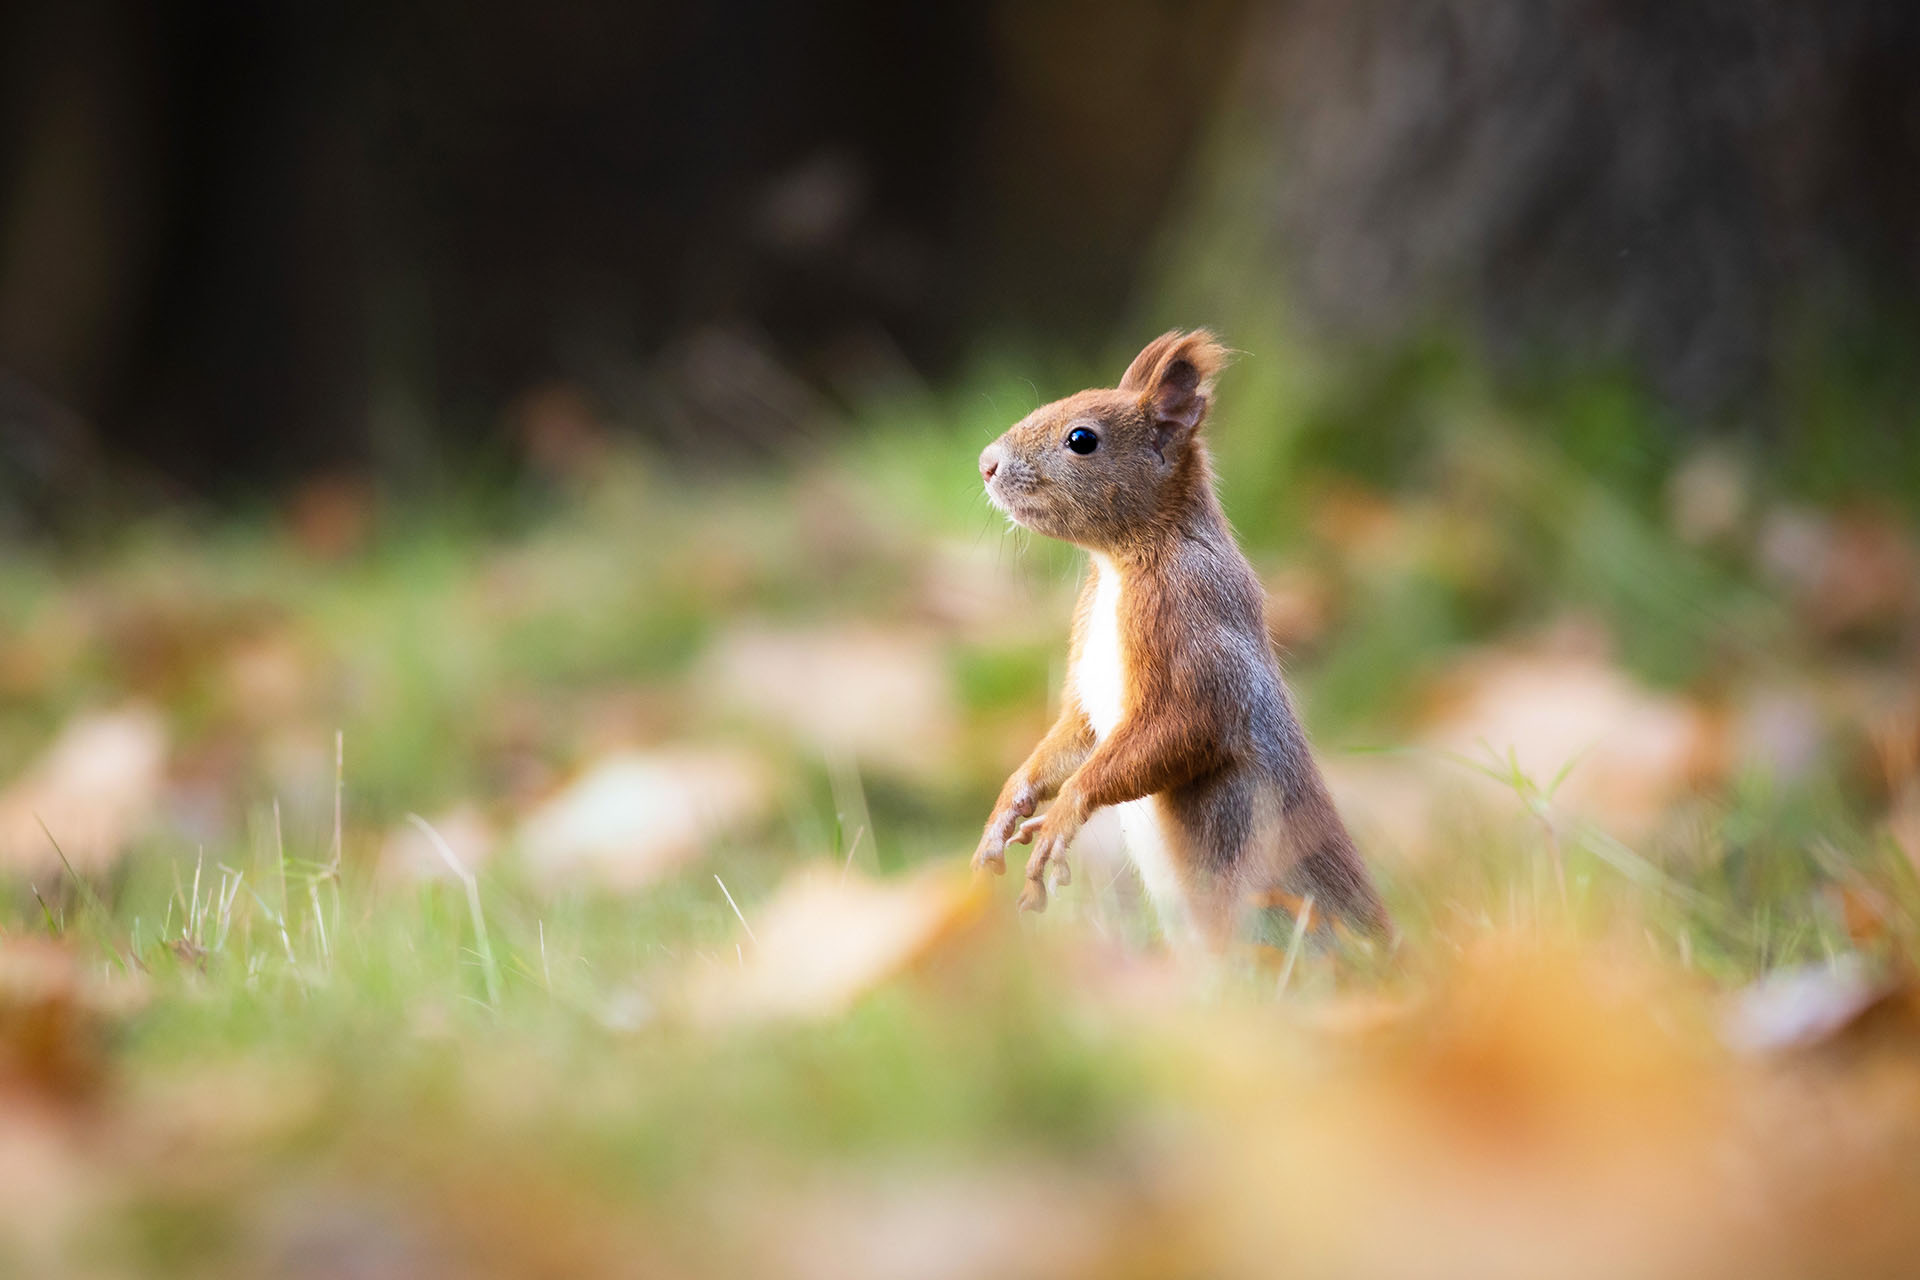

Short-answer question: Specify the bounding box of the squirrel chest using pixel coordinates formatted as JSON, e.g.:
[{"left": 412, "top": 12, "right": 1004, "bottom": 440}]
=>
[
  {"left": 1075, "top": 554, "right": 1187, "bottom": 915},
  {"left": 1074, "top": 555, "right": 1129, "bottom": 738}
]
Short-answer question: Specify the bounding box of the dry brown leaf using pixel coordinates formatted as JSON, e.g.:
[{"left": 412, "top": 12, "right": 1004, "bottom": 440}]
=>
[
  {"left": 698, "top": 625, "right": 958, "bottom": 774},
  {"left": 683, "top": 865, "right": 980, "bottom": 1024},
  {"left": 1722, "top": 957, "right": 1884, "bottom": 1055},
  {"left": 1888, "top": 795, "right": 1920, "bottom": 876},
  {"left": 1728, "top": 683, "right": 1828, "bottom": 783},
  {"left": 285, "top": 474, "right": 375, "bottom": 559},
  {"left": 1322, "top": 755, "right": 1448, "bottom": 864},
  {"left": 380, "top": 805, "right": 497, "bottom": 883},
  {"left": 220, "top": 632, "right": 313, "bottom": 726},
  {"left": 717, "top": 1165, "right": 1167, "bottom": 1280},
  {"left": 0, "top": 601, "right": 90, "bottom": 701},
  {"left": 1420, "top": 648, "right": 1717, "bottom": 836},
  {"left": 510, "top": 382, "right": 612, "bottom": 483},
  {"left": 516, "top": 748, "right": 772, "bottom": 889},
  {"left": 1181, "top": 940, "right": 1744, "bottom": 1280},
  {"left": 1824, "top": 882, "right": 1898, "bottom": 951},
  {"left": 0, "top": 705, "right": 168, "bottom": 876},
  {"left": 1667, "top": 446, "right": 1750, "bottom": 546},
  {"left": 1758, "top": 505, "right": 1919, "bottom": 639},
  {"left": 0, "top": 1108, "right": 99, "bottom": 1268},
  {"left": 126, "top": 1058, "right": 327, "bottom": 1159},
  {"left": 0, "top": 937, "right": 145, "bottom": 1107}
]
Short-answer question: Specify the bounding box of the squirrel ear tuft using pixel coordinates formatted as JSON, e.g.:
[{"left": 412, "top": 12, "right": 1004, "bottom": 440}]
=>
[{"left": 1119, "top": 329, "right": 1232, "bottom": 448}]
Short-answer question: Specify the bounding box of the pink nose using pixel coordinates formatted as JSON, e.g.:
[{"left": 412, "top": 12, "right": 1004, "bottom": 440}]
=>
[{"left": 979, "top": 446, "right": 1001, "bottom": 482}]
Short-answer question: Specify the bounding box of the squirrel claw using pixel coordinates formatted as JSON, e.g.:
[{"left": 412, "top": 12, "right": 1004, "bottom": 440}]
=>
[
  {"left": 1017, "top": 878, "right": 1049, "bottom": 913},
  {"left": 1016, "top": 813, "right": 1075, "bottom": 910},
  {"left": 970, "top": 845, "right": 1006, "bottom": 875}
]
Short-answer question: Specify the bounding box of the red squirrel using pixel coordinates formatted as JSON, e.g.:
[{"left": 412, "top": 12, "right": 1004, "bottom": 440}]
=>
[{"left": 971, "top": 330, "right": 1390, "bottom": 951}]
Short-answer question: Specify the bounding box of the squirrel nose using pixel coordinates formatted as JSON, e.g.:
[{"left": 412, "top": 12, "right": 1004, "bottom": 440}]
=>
[{"left": 979, "top": 445, "right": 1002, "bottom": 482}]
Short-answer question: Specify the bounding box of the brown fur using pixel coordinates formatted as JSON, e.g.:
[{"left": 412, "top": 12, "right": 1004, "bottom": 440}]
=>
[{"left": 972, "top": 330, "right": 1390, "bottom": 950}]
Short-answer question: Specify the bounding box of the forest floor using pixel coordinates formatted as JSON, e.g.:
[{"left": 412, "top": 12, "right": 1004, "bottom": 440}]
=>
[{"left": 4, "top": 367, "right": 1920, "bottom": 1277}]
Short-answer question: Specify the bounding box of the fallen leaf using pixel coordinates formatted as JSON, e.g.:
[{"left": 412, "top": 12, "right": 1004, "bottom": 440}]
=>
[
  {"left": 517, "top": 748, "right": 772, "bottom": 889},
  {"left": 379, "top": 805, "right": 497, "bottom": 883},
  {"left": 220, "top": 632, "right": 313, "bottom": 726},
  {"left": 0, "top": 601, "right": 89, "bottom": 701},
  {"left": 1322, "top": 755, "right": 1447, "bottom": 864},
  {"left": 510, "top": 382, "right": 611, "bottom": 484},
  {"left": 0, "top": 1110, "right": 98, "bottom": 1267},
  {"left": 1666, "top": 447, "right": 1749, "bottom": 546},
  {"left": 698, "top": 625, "right": 959, "bottom": 774},
  {"left": 1887, "top": 796, "right": 1920, "bottom": 876},
  {"left": 1728, "top": 683, "right": 1827, "bottom": 783},
  {"left": 285, "top": 474, "right": 375, "bottom": 559},
  {"left": 1419, "top": 648, "right": 1717, "bottom": 836},
  {"left": 0, "top": 937, "right": 142, "bottom": 1106},
  {"left": 1758, "top": 505, "right": 1919, "bottom": 639},
  {"left": 720, "top": 1165, "right": 1160, "bottom": 1280},
  {"left": 0, "top": 706, "right": 168, "bottom": 876},
  {"left": 1721, "top": 957, "right": 1884, "bottom": 1055},
  {"left": 1183, "top": 939, "right": 1737, "bottom": 1280},
  {"left": 1824, "top": 882, "right": 1898, "bottom": 951},
  {"left": 684, "top": 865, "right": 980, "bottom": 1023}
]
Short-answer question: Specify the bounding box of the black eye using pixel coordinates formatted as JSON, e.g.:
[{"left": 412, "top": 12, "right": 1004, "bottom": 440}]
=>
[{"left": 1065, "top": 427, "right": 1099, "bottom": 455}]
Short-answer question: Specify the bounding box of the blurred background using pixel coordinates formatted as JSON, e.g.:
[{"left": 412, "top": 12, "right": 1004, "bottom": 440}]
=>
[
  {"left": 6, "top": 0, "right": 1919, "bottom": 511},
  {"left": 5, "top": 3, "right": 1920, "bottom": 1277}
]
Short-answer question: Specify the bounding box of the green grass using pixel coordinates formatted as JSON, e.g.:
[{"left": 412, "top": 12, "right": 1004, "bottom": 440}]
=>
[{"left": 1, "top": 352, "right": 1916, "bottom": 1275}]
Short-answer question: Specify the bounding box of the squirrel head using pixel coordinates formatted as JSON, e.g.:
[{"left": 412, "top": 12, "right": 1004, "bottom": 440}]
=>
[{"left": 980, "top": 329, "right": 1233, "bottom": 551}]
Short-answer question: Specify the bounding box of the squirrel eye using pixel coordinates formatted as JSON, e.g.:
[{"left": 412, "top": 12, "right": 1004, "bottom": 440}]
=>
[{"left": 1065, "top": 427, "right": 1099, "bottom": 455}]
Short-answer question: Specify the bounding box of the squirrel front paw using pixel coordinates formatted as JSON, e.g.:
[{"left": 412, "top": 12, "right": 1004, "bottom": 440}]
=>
[
  {"left": 1011, "top": 812, "right": 1076, "bottom": 913},
  {"left": 972, "top": 784, "right": 1038, "bottom": 876}
]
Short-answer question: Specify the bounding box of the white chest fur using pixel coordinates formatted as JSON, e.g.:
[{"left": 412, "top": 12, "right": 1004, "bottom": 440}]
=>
[
  {"left": 1074, "top": 554, "right": 1126, "bottom": 739},
  {"left": 1072, "top": 555, "right": 1193, "bottom": 941}
]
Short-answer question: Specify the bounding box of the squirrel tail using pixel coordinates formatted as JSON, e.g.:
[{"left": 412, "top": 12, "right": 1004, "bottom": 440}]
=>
[{"left": 1284, "top": 831, "right": 1394, "bottom": 941}]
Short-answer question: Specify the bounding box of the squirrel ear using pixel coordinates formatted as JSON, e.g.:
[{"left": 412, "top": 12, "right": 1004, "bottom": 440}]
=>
[{"left": 1119, "top": 329, "right": 1231, "bottom": 455}]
